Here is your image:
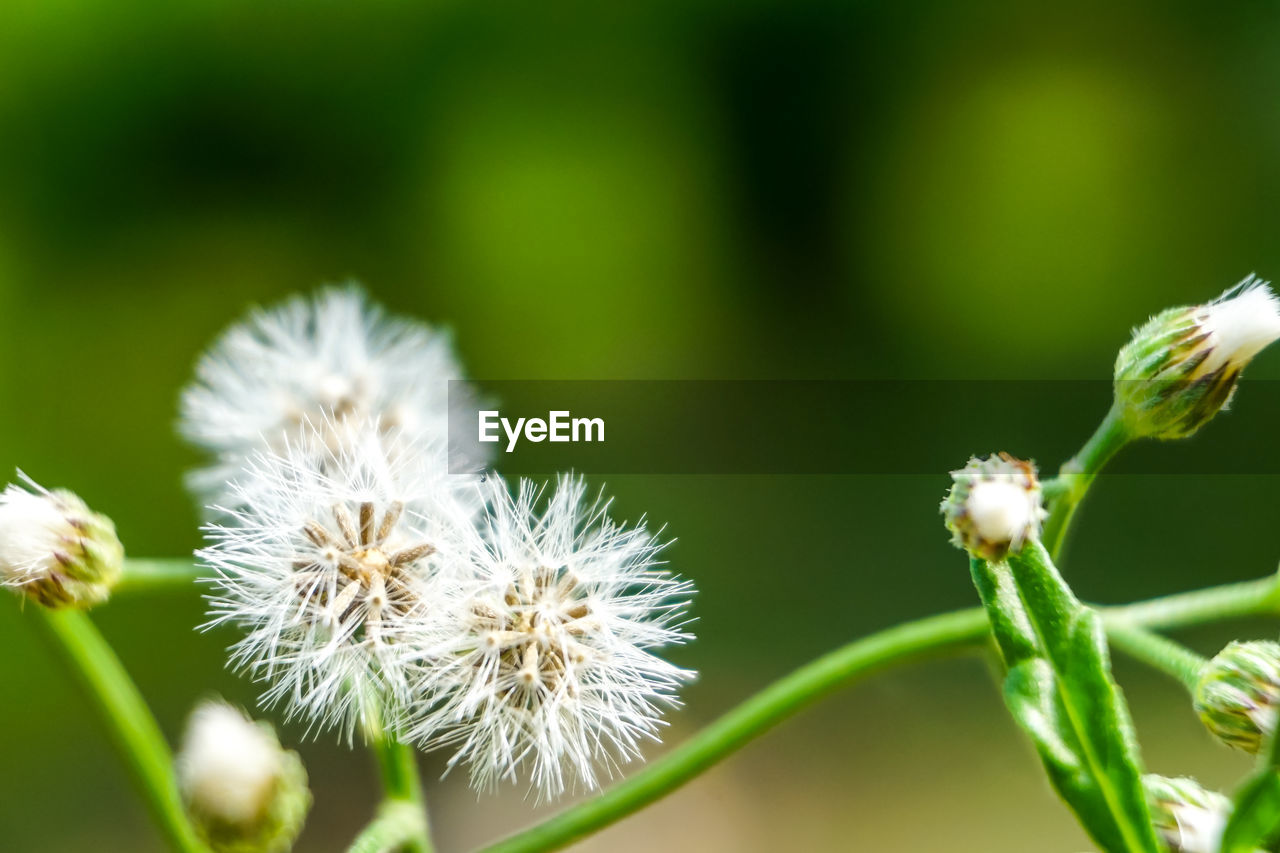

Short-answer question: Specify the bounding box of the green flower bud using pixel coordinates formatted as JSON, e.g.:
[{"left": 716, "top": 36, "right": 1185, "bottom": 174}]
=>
[
  {"left": 1144, "top": 774, "right": 1239, "bottom": 853},
  {"left": 0, "top": 474, "right": 123, "bottom": 608},
  {"left": 1114, "top": 276, "right": 1280, "bottom": 441},
  {"left": 178, "top": 700, "right": 311, "bottom": 853},
  {"left": 1194, "top": 640, "right": 1280, "bottom": 754},
  {"left": 941, "top": 453, "right": 1045, "bottom": 561}
]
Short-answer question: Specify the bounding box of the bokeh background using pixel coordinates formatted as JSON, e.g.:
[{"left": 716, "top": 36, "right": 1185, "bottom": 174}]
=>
[{"left": 3, "top": 1, "right": 1280, "bottom": 850}]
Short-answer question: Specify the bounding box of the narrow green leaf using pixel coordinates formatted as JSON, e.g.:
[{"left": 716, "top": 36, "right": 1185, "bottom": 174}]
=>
[
  {"left": 970, "top": 543, "right": 1163, "bottom": 853},
  {"left": 1220, "top": 720, "right": 1280, "bottom": 853},
  {"left": 1220, "top": 771, "right": 1280, "bottom": 853}
]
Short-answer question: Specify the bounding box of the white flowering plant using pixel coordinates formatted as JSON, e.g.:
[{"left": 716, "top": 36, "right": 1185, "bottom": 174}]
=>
[{"left": 9, "top": 279, "right": 1280, "bottom": 852}]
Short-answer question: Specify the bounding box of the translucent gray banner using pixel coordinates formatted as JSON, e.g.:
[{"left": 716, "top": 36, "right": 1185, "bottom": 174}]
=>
[{"left": 447, "top": 380, "right": 1280, "bottom": 475}]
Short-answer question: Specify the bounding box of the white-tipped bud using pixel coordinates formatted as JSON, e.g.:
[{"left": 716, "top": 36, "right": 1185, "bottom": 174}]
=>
[
  {"left": 1144, "top": 774, "right": 1241, "bottom": 853},
  {"left": 1194, "top": 640, "right": 1280, "bottom": 754},
  {"left": 0, "top": 474, "right": 123, "bottom": 608},
  {"left": 178, "top": 700, "right": 310, "bottom": 853},
  {"left": 941, "top": 453, "right": 1045, "bottom": 561},
  {"left": 1114, "top": 276, "right": 1280, "bottom": 440}
]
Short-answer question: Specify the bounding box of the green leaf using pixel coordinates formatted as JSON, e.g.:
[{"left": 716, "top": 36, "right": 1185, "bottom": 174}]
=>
[
  {"left": 1220, "top": 720, "right": 1280, "bottom": 853},
  {"left": 970, "top": 543, "right": 1163, "bottom": 853},
  {"left": 1220, "top": 771, "right": 1280, "bottom": 853}
]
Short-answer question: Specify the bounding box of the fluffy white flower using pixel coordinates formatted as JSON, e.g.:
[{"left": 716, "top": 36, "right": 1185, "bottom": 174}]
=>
[
  {"left": 0, "top": 473, "right": 123, "bottom": 608},
  {"left": 177, "top": 699, "right": 311, "bottom": 853},
  {"left": 402, "top": 475, "right": 695, "bottom": 797},
  {"left": 198, "top": 421, "right": 478, "bottom": 740},
  {"left": 179, "top": 701, "right": 287, "bottom": 826},
  {"left": 180, "top": 286, "right": 478, "bottom": 506},
  {"left": 1192, "top": 276, "right": 1280, "bottom": 378}
]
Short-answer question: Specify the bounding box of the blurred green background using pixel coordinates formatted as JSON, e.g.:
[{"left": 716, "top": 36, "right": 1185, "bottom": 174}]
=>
[{"left": 3, "top": 1, "right": 1280, "bottom": 850}]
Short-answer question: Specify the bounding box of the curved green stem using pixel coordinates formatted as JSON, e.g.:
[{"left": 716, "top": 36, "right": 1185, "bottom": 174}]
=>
[
  {"left": 1042, "top": 402, "right": 1131, "bottom": 560},
  {"left": 30, "top": 607, "right": 209, "bottom": 852},
  {"left": 479, "top": 572, "right": 1280, "bottom": 853},
  {"left": 1106, "top": 622, "right": 1208, "bottom": 690},
  {"left": 478, "top": 607, "right": 988, "bottom": 853},
  {"left": 114, "top": 557, "right": 205, "bottom": 594},
  {"left": 358, "top": 723, "right": 432, "bottom": 853}
]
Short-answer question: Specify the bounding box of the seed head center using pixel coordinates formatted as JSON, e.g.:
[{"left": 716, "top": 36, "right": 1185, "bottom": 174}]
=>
[
  {"left": 477, "top": 565, "right": 594, "bottom": 696},
  {"left": 297, "top": 500, "right": 437, "bottom": 637}
]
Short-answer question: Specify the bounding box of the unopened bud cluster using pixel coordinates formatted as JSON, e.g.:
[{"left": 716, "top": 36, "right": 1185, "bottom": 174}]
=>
[
  {"left": 941, "top": 453, "right": 1045, "bottom": 562},
  {"left": 1114, "top": 277, "right": 1280, "bottom": 441},
  {"left": 177, "top": 700, "right": 310, "bottom": 853},
  {"left": 0, "top": 476, "right": 123, "bottom": 609},
  {"left": 1194, "top": 640, "right": 1280, "bottom": 754}
]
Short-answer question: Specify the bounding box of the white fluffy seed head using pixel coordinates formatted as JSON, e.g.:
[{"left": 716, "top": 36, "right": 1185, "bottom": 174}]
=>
[
  {"left": 179, "top": 701, "right": 283, "bottom": 826},
  {"left": 402, "top": 474, "right": 695, "bottom": 799},
  {"left": 0, "top": 473, "right": 123, "bottom": 608},
  {"left": 198, "top": 419, "right": 479, "bottom": 741},
  {"left": 180, "top": 286, "right": 483, "bottom": 509}
]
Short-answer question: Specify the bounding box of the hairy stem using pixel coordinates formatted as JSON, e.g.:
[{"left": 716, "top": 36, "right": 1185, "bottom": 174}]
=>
[
  {"left": 31, "top": 607, "right": 209, "bottom": 852},
  {"left": 1042, "top": 402, "right": 1131, "bottom": 560},
  {"left": 479, "top": 573, "right": 1280, "bottom": 853},
  {"left": 1106, "top": 622, "right": 1208, "bottom": 690}
]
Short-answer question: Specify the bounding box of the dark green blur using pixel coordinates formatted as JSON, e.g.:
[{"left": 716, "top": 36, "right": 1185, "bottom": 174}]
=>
[{"left": 2, "top": 1, "right": 1279, "bottom": 850}]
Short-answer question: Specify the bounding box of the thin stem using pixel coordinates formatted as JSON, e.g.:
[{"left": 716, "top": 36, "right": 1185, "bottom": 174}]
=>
[
  {"left": 480, "top": 572, "right": 1280, "bottom": 853},
  {"left": 348, "top": 800, "right": 427, "bottom": 853},
  {"left": 30, "top": 607, "right": 209, "bottom": 852},
  {"left": 360, "top": 725, "right": 432, "bottom": 853},
  {"left": 1106, "top": 622, "right": 1208, "bottom": 690},
  {"left": 1042, "top": 402, "right": 1131, "bottom": 560},
  {"left": 1102, "top": 575, "right": 1280, "bottom": 630},
  {"left": 479, "top": 607, "right": 988, "bottom": 853},
  {"left": 115, "top": 558, "right": 205, "bottom": 594}
]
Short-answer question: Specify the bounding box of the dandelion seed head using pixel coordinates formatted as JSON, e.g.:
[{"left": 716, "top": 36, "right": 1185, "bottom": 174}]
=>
[
  {"left": 180, "top": 286, "right": 480, "bottom": 507},
  {"left": 404, "top": 474, "right": 695, "bottom": 798},
  {"left": 199, "top": 421, "right": 478, "bottom": 741}
]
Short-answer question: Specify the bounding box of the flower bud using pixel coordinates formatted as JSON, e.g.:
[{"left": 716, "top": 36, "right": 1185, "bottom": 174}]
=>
[
  {"left": 0, "top": 474, "right": 123, "bottom": 608},
  {"left": 1193, "top": 640, "right": 1280, "bottom": 754},
  {"left": 1144, "top": 774, "right": 1235, "bottom": 853},
  {"left": 178, "top": 700, "right": 311, "bottom": 853},
  {"left": 941, "top": 453, "right": 1045, "bottom": 561},
  {"left": 1114, "top": 276, "right": 1280, "bottom": 441}
]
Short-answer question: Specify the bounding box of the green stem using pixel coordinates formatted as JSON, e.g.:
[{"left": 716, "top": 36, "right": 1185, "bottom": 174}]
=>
[
  {"left": 31, "top": 607, "right": 209, "bottom": 852},
  {"left": 1106, "top": 622, "right": 1208, "bottom": 690},
  {"left": 1104, "top": 575, "right": 1280, "bottom": 630},
  {"left": 115, "top": 558, "right": 204, "bottom": 594},
  {"left": 1042, "top": 402, "right": 1131, "bottom": 560},
  {"left": 359, "top": 727, "right": 432, "bottom": 853},
  {"left": 348, "top": 800, "right": 427, "bottom": 853},
  {"left": 479, "top": 573, "right": 1280, "bottom": 853}
]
